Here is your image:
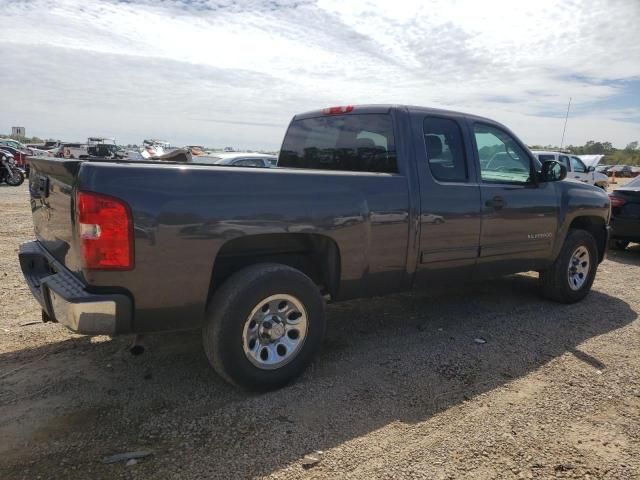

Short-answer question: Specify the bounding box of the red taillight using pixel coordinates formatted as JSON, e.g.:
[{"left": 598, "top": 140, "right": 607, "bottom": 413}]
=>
[
  {"left": 322, "top": 105, "right": 354, "bottom": 115},
  {"left": 76, "top": 191, "right": 133, "bottom": 270},
  {"left": 608, "top": 194, "right": 627, "bottom": 208}
]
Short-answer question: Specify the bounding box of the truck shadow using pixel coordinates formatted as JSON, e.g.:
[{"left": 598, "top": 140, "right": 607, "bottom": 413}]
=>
[{"left": 0, "top": 274, "right": 636, "bottom": 478}]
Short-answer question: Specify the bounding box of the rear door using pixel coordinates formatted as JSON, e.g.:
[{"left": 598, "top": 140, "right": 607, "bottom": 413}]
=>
[
  {"left": 413, "top": 114, "right": 482, "bottom": 284},
  {"left": 470, "top": 122, "right": 559, "bottom": 276}
]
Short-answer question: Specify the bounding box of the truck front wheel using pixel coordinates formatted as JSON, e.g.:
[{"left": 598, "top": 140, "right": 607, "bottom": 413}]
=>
[
  {"left": 539, "top": 229, "right": 598, "bottom": 303},
  {"left": 203, "top": 263, "right": 326, "bottom": 391}
]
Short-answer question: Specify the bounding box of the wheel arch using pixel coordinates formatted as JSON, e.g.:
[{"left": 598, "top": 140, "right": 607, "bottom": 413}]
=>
[
  {"left": 567, "top": 215, "right": 608, "bottom": 262},
  {"left": 207, "top": 233, "right": 341, "bottom": 303}
]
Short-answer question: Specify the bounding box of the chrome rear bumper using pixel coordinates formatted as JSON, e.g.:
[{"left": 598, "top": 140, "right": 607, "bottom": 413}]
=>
[{"left": 18, "top": 241, "right": 132, "bottom": 335}]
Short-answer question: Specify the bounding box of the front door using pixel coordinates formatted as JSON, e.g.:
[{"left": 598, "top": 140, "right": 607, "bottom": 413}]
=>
[
  {"left": 470, "top": 122, "right": 559, "bottom": 277},
  {"left": 414, "top": 115, "right": 482, "bottom": 285},
  {"left": 569, "top": 155, "right": 591, "bottom": 184}
]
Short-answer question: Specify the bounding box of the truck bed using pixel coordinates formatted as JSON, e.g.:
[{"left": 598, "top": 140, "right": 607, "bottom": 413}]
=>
[{"left": 27, "top": 156, "right": 411, "bottom": 332}]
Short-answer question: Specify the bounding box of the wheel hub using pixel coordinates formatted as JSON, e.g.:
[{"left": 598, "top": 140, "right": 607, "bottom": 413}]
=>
[
  {"left": 567, "top": 245, "right": 590, "bottom": 291},
  {"left": 242, "top": 294, "right": 308, "bottom": 370},
  {"left": 259, "top": 316, "right": 286, "bottom": 341}
]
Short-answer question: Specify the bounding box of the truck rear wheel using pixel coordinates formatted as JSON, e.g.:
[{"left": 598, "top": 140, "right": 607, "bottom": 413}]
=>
[
  {"left": 203, "top": 263, "right": 326, "bottom": 391},
  {"left": 539, "top": 229, "right": 598, "bottom": 303}
]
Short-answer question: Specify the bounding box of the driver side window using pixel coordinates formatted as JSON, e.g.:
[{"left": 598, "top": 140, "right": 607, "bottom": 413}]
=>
[
  {"left": 473, "top": 124, "right": 531, "bottom": 184},
  {"left": 570, "top": 156, "right": 587, "bottom": 173}
]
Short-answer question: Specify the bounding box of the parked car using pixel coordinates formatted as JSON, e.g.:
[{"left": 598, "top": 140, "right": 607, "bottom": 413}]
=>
[
  {"left": 0, "top": 138, "right": 49, "bottom": 157},
  {"left": 53, "top": 142, "right": 88, "bottom": 159},
  {"left": 19, "top": 105, "right": 610, "bottom": 391},
  {"left": 531, "top": 151, "right": 608, "bottom": 189},
  {"left": 609, "top": 175, "right": 640, "bottom": 250},
  {"left": 608, "top": 165, "right": 634, "bottom": 178},
  {"left": 85, "top": 138, "right": 125, "bottom": 158},
  {"left": 195, "top": 152, "right": 277, "bottom": 167}
]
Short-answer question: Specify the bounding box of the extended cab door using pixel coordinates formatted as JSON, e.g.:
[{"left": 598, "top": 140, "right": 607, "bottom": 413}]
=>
[
  {"left": 469, "top": 122, "right": 559, "bottom": 276},
  {"left": 412, "top": 114, "right": 482, "bottom": 285}
]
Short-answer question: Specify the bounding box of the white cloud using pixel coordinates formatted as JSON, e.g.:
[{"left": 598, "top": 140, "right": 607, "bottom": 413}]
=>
[{"left": 0, "top": 0, "right": 638, "bottom": 148}]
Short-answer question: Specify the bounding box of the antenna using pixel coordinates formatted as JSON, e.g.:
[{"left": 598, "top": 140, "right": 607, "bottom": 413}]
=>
[{"left": 560, "top": 97, "right": 572, "bottom": 149}]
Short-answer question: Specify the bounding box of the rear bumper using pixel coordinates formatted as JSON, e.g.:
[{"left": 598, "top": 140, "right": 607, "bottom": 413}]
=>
[{"left": 18, "top": 241, "right": 132, "bottom": 335}]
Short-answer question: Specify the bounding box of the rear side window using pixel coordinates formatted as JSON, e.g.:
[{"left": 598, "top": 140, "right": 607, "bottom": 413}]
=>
[
  {"left": 279, "top": 114, "right": 398, "bottom": 173},
  {"left": 423, "top": 117, "right": 467, "bottom": 182},
  {"left": 537, "top": 154, "right": 556, "bottom": 162}
]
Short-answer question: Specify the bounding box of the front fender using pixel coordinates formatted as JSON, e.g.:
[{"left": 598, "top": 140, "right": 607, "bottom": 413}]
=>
[{"left": 551, "top": 182, "right": 610, "bottom": 261}]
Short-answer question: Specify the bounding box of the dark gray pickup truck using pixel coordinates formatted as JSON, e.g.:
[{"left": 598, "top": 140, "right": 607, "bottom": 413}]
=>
[{"left": 20, "top": 105, "right": 610, "bottom": 390}]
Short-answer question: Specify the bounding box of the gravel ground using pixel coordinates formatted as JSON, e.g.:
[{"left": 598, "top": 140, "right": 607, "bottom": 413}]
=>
[{"left": 0, "top": 182, "right": 638, "bottom": 480}]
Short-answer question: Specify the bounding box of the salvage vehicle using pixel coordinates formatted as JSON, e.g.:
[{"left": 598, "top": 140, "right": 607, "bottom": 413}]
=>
[
  {"left": 0, "top": 138, "right": 49, "bottom": 157},
  {"left": 609, "top": 175, "right": 640, "bottom": 250},
  {"left": 85, "top": 137, "right": 125, "bottom": 159},
  {"left": 53, "top": 142, "right": 88, "bottom": 159},
  {"left": 19, "top": 105, "right": 610, "bottom": 391},
  {"left": 196, "top": 152, "right": 277, "bottom": 167},
  {"left": 531, "top": 150, "right": 608, "bottom": 189}
]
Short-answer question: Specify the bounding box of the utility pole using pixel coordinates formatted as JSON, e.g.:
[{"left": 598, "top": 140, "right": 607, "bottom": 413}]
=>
[{"left": 560, "top": 97, "right": 572, "bottom": 149}]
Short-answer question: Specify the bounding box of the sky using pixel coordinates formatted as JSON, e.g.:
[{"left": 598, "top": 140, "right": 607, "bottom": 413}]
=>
[{"left": 1, "top": 0, "right": 639, "bottom": 150}]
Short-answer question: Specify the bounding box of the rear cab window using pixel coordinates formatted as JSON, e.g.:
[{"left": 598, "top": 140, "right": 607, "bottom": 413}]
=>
[{"left": 278, "top": 114, "right": 398, "bottom": 173}]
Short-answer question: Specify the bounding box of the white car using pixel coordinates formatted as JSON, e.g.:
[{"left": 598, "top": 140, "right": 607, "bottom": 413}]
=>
[{"left": 531, "top": 150, "right": 608, "bottom": 189}]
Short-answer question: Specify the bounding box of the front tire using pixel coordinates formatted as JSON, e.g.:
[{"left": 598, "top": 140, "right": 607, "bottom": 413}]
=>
[
  {"left": 539, "top": 229, "right": 598, "bottom": 303},
  {"left": 202, "top": 263, "right": 326, "bottom": 391}
]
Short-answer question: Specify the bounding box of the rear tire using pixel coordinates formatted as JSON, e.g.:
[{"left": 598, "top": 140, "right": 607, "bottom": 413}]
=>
[
  {"left": 202, "top": 263, "right": 326, "bottom": 391},
  {"left": 539, "top": 229, "right": 598, "bottom": 303}
]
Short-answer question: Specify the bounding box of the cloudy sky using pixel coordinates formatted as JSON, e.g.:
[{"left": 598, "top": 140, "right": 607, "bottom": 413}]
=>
[{"left": 1, "top": 0, "right": 639, "bottom": 149}]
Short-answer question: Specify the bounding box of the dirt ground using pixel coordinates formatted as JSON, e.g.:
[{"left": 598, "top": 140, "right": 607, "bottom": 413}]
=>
[{"left": 0, "top": 182, "right": 638, "bottom": 480}]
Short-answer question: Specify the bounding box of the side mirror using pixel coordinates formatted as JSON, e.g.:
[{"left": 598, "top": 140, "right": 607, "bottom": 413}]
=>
[
  {"left": 587, "top": 166, "right": 595, "bottom": 172},
  {"left": 539, "top": 160, "right": 567, "bottom": 182}
]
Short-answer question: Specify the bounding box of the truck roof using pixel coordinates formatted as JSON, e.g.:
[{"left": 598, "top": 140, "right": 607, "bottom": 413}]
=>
[{"left": 292, "top": 104, "right": 501, "bottom": 125}]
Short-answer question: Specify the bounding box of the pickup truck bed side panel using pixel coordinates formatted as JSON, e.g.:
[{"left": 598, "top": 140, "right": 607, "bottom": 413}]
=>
[{"left": 77, "top": 162, "right": 411, "bottom": 332}]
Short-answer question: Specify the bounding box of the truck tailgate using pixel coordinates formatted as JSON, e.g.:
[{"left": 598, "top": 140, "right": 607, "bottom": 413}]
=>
[{"left": 28, "top": 157, "right": 83, "bottom": 272}]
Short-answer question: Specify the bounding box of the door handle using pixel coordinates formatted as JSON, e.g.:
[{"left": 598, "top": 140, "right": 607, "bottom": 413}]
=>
[{"left": 485, "top": 196, "right": 505, "bottom": 209}]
